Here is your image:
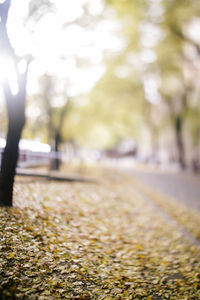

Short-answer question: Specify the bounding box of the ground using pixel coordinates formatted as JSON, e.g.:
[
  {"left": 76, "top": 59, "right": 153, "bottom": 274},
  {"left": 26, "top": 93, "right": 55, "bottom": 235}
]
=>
[
  {"left": 131, "top": 167, "right": 200, "bottom": 211},
  {"left": 0, "top": 165, "right": 200, "bottom": 299}
]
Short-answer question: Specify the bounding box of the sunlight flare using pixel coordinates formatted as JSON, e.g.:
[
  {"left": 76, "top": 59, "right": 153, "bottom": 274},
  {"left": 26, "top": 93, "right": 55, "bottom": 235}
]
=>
[{"left": 0, "top": 56, "right": 19, "bottom": 95}]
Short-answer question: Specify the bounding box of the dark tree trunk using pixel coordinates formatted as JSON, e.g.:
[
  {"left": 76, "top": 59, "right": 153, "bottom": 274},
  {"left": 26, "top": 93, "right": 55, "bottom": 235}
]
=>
[
  {"left": 0, "top": 0, "right": 29, "bottom": 206},
  {"left": 0, "top": 77, "right": 28, "bottom": 206},
  {"left": 175, "top": 115, "right": 186, "bottom": 169},
  {"left": 50, "top": 131, "right": 61, "bottom": 171},
  {"left": 54, "top": 131, "right": 61, "bottom": 170},
  {"left": 0, "top": 121, "right": 25, "bottom": 206},
  {"left": 0, "top": 79, "right": 26, "bottom": 206},
  {"left": 48, "top": 101, "right": 69, "bottom": 171}
]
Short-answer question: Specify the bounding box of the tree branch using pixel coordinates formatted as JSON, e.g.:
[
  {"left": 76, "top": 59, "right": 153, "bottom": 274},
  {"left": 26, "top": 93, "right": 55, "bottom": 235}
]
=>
[
  {"left": 170, "top": 24, "right": 200, "bottom": 55},
  {"left": 0, "top": 0, "right": 11, "bottom": 26}
]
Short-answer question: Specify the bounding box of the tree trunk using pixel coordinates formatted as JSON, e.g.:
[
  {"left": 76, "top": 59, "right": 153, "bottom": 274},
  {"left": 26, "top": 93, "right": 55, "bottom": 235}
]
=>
[
  {"left": 175, "top": 115, "right": 186, "bottom": 169},
  {"left": 0, "top": 70, "right": 27, "bottom": 207},
  {"left": 50, "top": 131, "right": 61, "bottom": 171},
  {"left": 0, "top": 82, "right": 27, "bottom": 206},
  {"left": 54, "top": 131, "right": 61, "bottom": 170},
  {"left": 0, "top": 0, "right": 29, "bottom": 206},
  {"left": 0, "top": 121, "right": 25, "bottom": 206}
]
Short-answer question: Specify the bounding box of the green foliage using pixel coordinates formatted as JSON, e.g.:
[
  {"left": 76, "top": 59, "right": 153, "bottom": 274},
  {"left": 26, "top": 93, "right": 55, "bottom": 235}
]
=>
[
  {"left": 106, "top": 0, "right": 200, "bottom": 157},
  {"left": 85, "top": 64, "right": 146, "bottom": 147},
  {"left": 24, "top": 74, "right": 71, "bottom": 147},
  {"left": 13, "top": 0, "right": 200, "bottom": 155},
  {"left": 186, "top": 106, "right": 200, "bottom": 146}
]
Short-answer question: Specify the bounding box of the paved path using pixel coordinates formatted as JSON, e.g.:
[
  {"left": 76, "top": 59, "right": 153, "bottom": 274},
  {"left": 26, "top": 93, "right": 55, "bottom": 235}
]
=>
[{"left": 129, "top": 168, "right": 200, "bottom": 212}]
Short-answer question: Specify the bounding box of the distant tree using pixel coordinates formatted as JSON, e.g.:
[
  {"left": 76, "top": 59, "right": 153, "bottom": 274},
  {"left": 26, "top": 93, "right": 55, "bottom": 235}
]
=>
[
  {"left": 28, "top": 74, "right": 71, "bottom": 171},
  {"left": 107, "top": 0, "right": 200, "bottom": 169}
]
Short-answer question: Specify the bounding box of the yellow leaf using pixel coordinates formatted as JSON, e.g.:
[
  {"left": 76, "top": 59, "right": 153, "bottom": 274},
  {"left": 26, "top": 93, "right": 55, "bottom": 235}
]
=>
[
  {"left": 9, "top": 253, "right": 15, "bottom": 258},
  {"left": 82, "top": 266, "right": 88, "bottom": 272},
  {"left": 135, "top": 244, "right": 143, "bottom": 250},
  {"left": 138, "top": 254, "right": 145, "bottom": 259},
  {"left": 90, "top": 239, "right": 96, "bottom": 244},
  {"left": 193, "top": 282, "right": 198, "bottom": 289}
]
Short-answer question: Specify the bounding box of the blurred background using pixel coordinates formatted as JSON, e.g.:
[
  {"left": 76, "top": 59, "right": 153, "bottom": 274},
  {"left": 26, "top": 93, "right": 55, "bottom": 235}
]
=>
[{"left": 0, "top": 0, "right": 200, "bottom": 172}]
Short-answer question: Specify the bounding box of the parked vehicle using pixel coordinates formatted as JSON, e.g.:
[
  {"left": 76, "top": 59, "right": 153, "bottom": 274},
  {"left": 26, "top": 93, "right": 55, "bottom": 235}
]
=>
[{"left": 0, "top": 138, "right": 51, "bottom": 168}]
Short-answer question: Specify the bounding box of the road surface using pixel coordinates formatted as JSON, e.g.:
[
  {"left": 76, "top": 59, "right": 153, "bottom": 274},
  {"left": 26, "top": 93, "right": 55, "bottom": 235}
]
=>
[{"left": 130, "top": 168, "right": 200, "bottom": 212}]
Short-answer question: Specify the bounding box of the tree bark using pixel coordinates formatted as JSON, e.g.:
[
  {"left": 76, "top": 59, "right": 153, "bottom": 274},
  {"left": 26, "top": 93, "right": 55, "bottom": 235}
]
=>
[
  {"left": 0, "top": 121, "right": 25, "bottom": 206},
  {"left": 0, "top": 75, "right": 28, "bottom": 206},
  {"left": 49, "top": 100, "right": 70, "bottom": 171},
  {"left": 175, "top": 115, "right": 186, "bottom": 169},
  {"left": 54, "top": 131, "right": 61, "bottom": 171},
  {"left": 0, "top": 0, "right": 29, "bottom": 206}
]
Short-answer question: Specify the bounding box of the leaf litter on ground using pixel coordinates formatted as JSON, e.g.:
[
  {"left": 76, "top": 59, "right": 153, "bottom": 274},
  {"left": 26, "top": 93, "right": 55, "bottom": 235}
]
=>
[{"left": 0, "top": 166, "right": 200, "bottom": 299}]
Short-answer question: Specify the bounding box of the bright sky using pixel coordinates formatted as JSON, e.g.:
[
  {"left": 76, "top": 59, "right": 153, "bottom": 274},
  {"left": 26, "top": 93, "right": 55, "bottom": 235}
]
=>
[{"left": 4, "top": 0, "right": 124, "bottom": 98}]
